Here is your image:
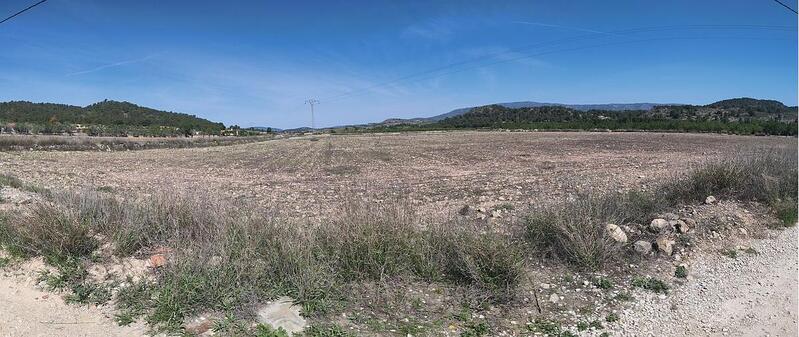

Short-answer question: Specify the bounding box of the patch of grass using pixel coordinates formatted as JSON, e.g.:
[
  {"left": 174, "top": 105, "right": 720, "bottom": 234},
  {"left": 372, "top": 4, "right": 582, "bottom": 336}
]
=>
[
  {"left": 0, "top": 256, "right": 10, "bottom": 268},
  {"left": 304, "top": 323, "right": 354, "bottom": 337},
  {"left": 0, "top": 204, "right": 98, "bottom": 262},
  {"left": 605, "top": 313, "right": 619, "bottom": 323},
  {"left": 720, "top": 249, "right": 738, "bottom": 259},
  {"left": 0, "top": 174, "right": 24, "bottom": 189},
  {"left": 589, "top": 320, "right": 604, "bottom": 329},
  {"left": 744, "top": 247, "right": 759, "bottom": 255},
  {"left": 525, "top": 147, "right": 797, "bottom": 269},
  {"left": 771, "top": 198, "right": 798, "bottom": 227},
  {"left": 0, "top": 174, "right": 49, "bottom": 195},
  {"left": 592, "top": 277, "right": 614, "bottom": 289},
  {"left": 526, "top": 319, "right": 561, "bottom": 335},
  {"left": 2, "top": 190, "right": 525, "bottom": 333},
  {"left": 37, "top": 258, "right": 112, "bottom": 305},
  {"left": 576, "top": 322, "right": 589, "bottom": 331},
  {"left": 460, "top": 322, "right": 490, "bottom": 337},
  {"left": 613, "top": 292, "right": 634, "bottom": 302},
  {"left": 114, "top": 278, "right": 154, "bottom": 326},
  {"left": 253, "top": 324, "right": 290, "bottom": 337},
  {"left": 631, "top": 276, "right": 669, "bottom": 294},
  {"left": 674, "top": 265, "right": 688, "bottom": 278},
  {"left": 526, "top": 193, "right": 628, "bottom": 269},
  {"left": 494, "top": 203, "right": 515, "bottom": 211},
  {"left": 96, "top": 186, "right": 114, "bottom": 193}
]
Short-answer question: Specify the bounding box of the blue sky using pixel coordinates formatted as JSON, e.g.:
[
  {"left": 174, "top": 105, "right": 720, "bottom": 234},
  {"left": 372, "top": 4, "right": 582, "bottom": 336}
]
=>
[{"left": 1, "top": 0, "right": 796, "bottom": 128}]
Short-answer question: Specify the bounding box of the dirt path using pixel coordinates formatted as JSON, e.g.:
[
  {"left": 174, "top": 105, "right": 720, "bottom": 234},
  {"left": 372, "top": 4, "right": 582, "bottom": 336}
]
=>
[
  {"left": 0, "top": 260, "right": 148, "bottom": 337},
  {"left": 613, "top": 226, "right": 798, "bottom": 337}
]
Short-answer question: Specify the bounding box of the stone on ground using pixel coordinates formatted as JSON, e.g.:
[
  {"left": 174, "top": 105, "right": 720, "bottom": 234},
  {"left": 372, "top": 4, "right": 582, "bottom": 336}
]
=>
[
  {"left": 256, "top": 297, "right": 307, "bottom": 334},
  {"left": 605, "top": 223, "right": 628, "bottom": 243},
  {"left": 634, "top": 240, "right": 652, "bottom": 255}
]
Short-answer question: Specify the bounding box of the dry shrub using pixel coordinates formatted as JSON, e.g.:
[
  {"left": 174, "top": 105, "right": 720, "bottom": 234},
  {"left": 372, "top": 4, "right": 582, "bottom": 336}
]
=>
[
  {"left": 0, "top": 205, "right": 97, "bottom": 262},
  {"left": 0, "top": 189, "right": 525, "bottom": 331},
  {"left": 526, "top": 193, "right": 625, "bottom": 269},
  {"left": 527, "top": 146, "right": 798, "bottom": 269}
]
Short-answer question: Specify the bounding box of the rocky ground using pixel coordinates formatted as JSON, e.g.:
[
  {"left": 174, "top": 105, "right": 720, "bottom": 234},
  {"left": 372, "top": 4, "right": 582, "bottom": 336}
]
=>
[
  {"left": 0, "top": 131, "right": 796, "bottom": 336},
  {"left": 612, "top": 225, "right": 798, "bottom": 337}
]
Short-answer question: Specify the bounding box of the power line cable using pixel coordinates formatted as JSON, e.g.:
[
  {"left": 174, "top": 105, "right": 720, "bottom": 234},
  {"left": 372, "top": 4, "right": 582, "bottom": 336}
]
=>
[
  {"left": 773, "top": 0, "right": 798, "bottom": 14},
  {"left": 0, "top": 0, "right": 49, "bottom": 25}
]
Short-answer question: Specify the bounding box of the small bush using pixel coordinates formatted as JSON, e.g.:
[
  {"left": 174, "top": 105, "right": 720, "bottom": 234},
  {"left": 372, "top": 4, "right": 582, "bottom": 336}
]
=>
[
  {"left": 439, "top": 228, "right": 525, "bottom": 301},
  {"left": 460, "top": 322, "right": 490, "bottom": 337},
  {"left": 605, "top": 313, "right": 619, "bottom": 323},
  {"left": 631, "top": 276, "right": 669, "bottom": 293},
  {"left": 526, "top": 193, "right": 622, "bottom": 269},
  {"left": 720, "top": 249, "right": 738, "bottom": 259},
  {"left": 253, "top": 324, "right": 290, "bottom": 337},
  {"left": 0, "top": 174, "right": 23, "bottom": 189},
  {"left": 674, "top": 265, "right": 688, "bottom": 278},
  {"left": 526, "top": 319, "right": 561, "bottom": 335},
  {"left": 304, "top": 323, "right": 354, "bottom": 337},
  {"left": 0, "top": 205, "right": 98, "bottom": 262},
  {"left": 592, "top": 277, "right": 614, "bottom": 289}
]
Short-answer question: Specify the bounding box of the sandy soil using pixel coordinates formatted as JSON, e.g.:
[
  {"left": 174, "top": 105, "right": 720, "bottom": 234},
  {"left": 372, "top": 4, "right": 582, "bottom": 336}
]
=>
[{"left": 0, "top": 259, "right": 148, "bottom": 337}]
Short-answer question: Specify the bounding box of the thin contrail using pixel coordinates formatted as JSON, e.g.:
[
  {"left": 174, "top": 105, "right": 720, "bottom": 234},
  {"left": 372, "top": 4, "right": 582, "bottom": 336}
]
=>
[
  {"left": 512, "top": 21, "right": 624, "bottom": 37},
  {"left": 66, "top": 55, "right": 156, "bottom": 76}
]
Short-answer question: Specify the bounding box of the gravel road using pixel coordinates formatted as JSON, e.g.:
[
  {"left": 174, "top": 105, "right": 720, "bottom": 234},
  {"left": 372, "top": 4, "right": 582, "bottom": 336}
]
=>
[{"left": 613, "top": 226, "right": 798, "bottom": 337}]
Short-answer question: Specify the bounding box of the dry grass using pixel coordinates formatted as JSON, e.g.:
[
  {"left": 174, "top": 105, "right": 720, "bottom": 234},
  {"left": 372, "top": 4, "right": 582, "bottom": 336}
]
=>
[
  {"left": 0, "top": 189, "right": 526, "bottom": 332},
  {"left": 527, "top": 146, "right": 797, "bottom": 269}
]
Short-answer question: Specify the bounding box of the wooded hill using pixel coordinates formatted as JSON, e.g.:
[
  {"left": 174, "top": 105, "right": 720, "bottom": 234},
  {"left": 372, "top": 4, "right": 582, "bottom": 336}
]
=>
[
  {"left": 0, "top": 100, "right": 225, "bottom": 136},
  {"left": 429, "top": 98, "right": 797, "bottom": 136}
]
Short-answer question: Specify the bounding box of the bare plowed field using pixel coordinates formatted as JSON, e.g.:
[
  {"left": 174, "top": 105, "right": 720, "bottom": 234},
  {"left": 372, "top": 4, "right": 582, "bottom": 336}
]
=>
[{"left": 1, "top": 131, "right": 792, "bottom": 221}]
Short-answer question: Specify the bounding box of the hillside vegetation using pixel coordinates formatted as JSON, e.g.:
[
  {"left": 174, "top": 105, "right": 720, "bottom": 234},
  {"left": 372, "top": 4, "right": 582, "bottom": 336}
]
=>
[
  {"left": 372, "top": 98, "right": 797, "bottom": 136},
  {"left": 0, "top": 100, "right": 225, "bottom": 136}
]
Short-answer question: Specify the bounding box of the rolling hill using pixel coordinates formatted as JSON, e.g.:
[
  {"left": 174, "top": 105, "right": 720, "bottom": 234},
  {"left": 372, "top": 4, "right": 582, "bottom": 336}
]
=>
[
  {"left": 0, "top": 100, "right": 225, "bottom": 134},
  {"left": 428, "top": 101, "right": 665, "bottom": 121},
  {"left": 0, "top": 100, "right": 225, "bottom": 133},
  {"left": 430, "top": 98, "right": 797, "bottom": 135}
]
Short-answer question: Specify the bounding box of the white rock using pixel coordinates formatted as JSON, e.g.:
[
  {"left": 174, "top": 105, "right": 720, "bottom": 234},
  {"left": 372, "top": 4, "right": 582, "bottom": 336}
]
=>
[
  {"left": 650, "top": 219, "right": 670, "bottom": 232},
  {"left": 549, "top": 293, "right": 560, "bottom": 303},
  {"left": 606, "top": 223, "right": 628, "bottom": 243},
  {"left": 256, "top": 297, "right": 307, "bottom": 334},
  {"left": 705, "top": 196, "right": 717, "bottom": 204}
]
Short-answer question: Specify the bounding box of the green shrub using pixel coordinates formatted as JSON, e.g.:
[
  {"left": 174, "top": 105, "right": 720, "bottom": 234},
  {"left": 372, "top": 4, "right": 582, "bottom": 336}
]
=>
[
  {"left": 460, "top": 322, "right": 490, "bottom": 337},
  {"left": 304, "top": 323, "right": 354, "bottom": 337},
  {"left": 526, "top": 319, "right": 561, "bottom": 335},
  {"left": 254, "top": 324, "right": 290, "bottom": 337},
  {"left": 674, "top": 266, "right": 688, "bottom": 278},
  {"left": 592, "top": 277, "right": 614, "bottom": 289},
  {"left": 720, "top": 249, "right": 738, "bottom": 259},
  {"left": 631, "top": 276, "right": 669, "bottom": 293}
]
